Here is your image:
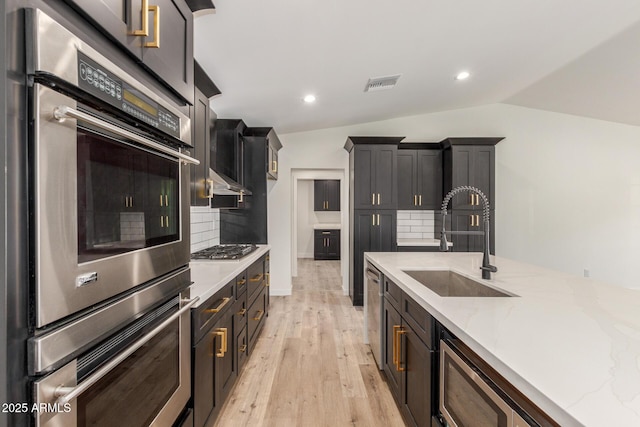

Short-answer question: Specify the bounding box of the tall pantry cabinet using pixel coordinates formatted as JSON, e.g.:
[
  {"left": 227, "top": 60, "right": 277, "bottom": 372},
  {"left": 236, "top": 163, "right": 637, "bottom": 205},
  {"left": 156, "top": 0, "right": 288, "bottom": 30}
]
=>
[{"left": 345, "top": 137, "right": 403, "bottom": 306}]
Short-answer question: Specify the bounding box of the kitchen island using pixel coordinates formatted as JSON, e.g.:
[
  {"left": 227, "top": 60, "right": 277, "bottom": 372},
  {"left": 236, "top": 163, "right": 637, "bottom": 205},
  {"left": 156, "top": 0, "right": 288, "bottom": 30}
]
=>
[{"left": 365, "top": 251, "right": 640, "bottom": 426}]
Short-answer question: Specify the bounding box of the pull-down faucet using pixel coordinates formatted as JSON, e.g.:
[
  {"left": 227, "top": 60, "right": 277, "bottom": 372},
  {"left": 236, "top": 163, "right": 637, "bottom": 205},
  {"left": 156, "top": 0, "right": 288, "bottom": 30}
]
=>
[{"left": 439, "top": 186, "right": 498, "bottom": 279}]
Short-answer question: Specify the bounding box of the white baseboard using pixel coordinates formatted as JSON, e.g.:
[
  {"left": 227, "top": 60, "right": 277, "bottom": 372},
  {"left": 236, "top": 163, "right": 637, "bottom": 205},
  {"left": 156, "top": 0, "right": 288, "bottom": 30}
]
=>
[
  {"left": 297, "top": 253, "right": 314, "bottom": 259},
  {"left": 268, "top": 288, "right": 292, "bottom": 296}
]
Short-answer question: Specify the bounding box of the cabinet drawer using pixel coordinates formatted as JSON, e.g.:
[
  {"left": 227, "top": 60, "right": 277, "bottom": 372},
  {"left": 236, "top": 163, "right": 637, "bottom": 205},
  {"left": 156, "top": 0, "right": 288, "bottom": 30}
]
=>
[
  {"left": 236, "top": 326, "right": 248, "bottom": 373},
  {"left": 233, "top": 295, "right": 248, "bottom": 337},
  {"left": 235, "top": 270, "right": 248, "bottom": 298},
  {"left": 247, "top": 288, "right": 267, "bottom": 354},
  {"left": 192, "top": 280, "right": 234, "bottom": 343},
  {"left": 401, "top": 293, "right": 433, "bottom": 349},
  {"left": 247, "top": 256, "right": 266, "bottom": 304},
  {"left": 384, "top": 277, "right": 402, "bottom": 311}
]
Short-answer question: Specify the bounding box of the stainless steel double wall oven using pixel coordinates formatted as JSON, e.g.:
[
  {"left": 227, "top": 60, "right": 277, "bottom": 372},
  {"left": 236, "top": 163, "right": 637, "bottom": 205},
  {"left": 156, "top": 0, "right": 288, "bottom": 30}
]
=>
[{"left": 27, "top": 9, "right": 198, "bottom": 427}]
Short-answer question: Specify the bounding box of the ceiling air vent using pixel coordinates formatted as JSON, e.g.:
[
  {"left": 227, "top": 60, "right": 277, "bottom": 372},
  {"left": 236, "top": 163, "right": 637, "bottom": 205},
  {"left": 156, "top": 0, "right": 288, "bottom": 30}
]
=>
[{"left": 364, "top": 74, "right": 401, "bottom": 92}]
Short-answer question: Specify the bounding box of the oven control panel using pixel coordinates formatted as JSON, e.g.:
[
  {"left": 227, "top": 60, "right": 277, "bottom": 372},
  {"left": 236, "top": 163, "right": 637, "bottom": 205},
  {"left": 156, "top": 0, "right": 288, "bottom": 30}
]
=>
[{"left": 77, "top": 52, "right": 181, "bottom": 139}]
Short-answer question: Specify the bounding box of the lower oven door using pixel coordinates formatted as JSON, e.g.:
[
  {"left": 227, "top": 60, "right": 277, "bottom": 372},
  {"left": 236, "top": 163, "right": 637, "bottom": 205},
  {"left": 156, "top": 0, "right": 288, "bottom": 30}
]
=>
[{"left": 33, "top": 296, "right": 197, "bottom": 427}]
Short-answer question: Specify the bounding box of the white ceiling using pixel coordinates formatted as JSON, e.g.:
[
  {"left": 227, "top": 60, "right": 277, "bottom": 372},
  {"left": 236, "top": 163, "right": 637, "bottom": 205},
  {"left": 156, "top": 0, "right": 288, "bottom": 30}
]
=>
[{"left": 194, "top": 1, "right": 640, "bottom": 134}]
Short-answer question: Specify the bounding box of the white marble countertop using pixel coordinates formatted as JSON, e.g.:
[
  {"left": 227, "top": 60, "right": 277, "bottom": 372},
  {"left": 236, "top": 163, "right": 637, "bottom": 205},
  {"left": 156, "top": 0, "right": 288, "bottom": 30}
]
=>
[
  {"left": 313, "top": 223, "right": 341, "bottom": 230},
  {"left": 364, "top": 251, "right": 640, "bottom": 426},
  {"left": 397, "top": 238, "right": 451, "bottom": 247},
  {"left": 189, "top": 245, "right": 270, "bottom": 308}
]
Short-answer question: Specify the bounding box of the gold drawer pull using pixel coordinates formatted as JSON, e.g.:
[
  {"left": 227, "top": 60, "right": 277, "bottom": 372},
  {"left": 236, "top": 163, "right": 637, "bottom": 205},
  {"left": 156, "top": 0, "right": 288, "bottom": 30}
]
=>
[
  {"left": 392, "top": 325, "right": 401, "bottom": 367},
  {"left": 265, "top": 273, "right": 270, "bottom": 287},
  {"left": 239, "top": 344, "right": 247, "bottom": 353},
  {"left": 272, "top": 160, "right": 278, "bottom": 173},
  {"left": 253, "top": 310, "right": 264, "bottom": 322},
  {"left": 397, "top": 329, "right": 407, "bottom": 372},
  {"left": 213, "top": 328, "right": 227, "bottom": 357},
  {"left": 237, "top": 279, "right": 247, "bottom": 286},
  {"left": 130, "top": 0, "right": 149, "bottom": 36},
  {"left": 237, "top": 308, "right": 247, "bottom": 316},
  {"left": 205, "top": 297, "right": 230, "bottom": 313},
  {"left": 144, "top": 5, "right": 160, "bottom": 48},
  {"left": 249, "top": 274, "right": 264, "bottom": 282}
]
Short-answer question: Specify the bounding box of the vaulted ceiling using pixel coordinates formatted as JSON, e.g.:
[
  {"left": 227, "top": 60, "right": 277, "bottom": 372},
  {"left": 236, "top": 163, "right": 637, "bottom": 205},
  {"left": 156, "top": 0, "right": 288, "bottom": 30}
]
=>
[{"left": 194, "top": 1, "right": 640, "bottom": 134}]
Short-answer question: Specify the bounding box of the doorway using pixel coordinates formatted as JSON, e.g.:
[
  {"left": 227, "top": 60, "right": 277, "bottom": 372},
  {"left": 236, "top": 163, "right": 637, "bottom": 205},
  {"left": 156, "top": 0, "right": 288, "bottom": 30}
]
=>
[{"left": 291, "top": 169, "right": 348, "bottom": 294}]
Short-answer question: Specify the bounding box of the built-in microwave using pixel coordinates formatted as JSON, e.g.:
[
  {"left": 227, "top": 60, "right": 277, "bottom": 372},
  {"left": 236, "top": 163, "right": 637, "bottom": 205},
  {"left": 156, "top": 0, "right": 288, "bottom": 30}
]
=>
[
  {"left": 27, "top": 9, "right": 199, "bottom": 328},
  {"left": 440, "top": 340, "right": 537, "bottom": 427}
]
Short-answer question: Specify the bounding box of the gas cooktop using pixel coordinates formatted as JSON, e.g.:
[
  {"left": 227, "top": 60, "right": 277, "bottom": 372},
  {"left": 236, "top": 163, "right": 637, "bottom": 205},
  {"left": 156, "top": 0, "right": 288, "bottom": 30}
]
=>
[{"left": 191, "top": 244, "right": 258, "bottom": 260}]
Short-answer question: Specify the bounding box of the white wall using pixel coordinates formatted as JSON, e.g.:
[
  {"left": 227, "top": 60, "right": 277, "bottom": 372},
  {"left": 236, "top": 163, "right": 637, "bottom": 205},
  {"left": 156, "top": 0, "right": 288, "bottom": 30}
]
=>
[
  {"left": 269, "top": 103, "right": 640, "bottom": 293},
  {"left": 297, "top": 180, "right": 315, "bottom": 258}
]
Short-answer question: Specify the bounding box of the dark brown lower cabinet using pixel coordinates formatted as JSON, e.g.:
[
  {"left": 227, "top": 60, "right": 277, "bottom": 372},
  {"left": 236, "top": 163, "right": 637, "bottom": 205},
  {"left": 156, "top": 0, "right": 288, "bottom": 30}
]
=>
[
  {"left": 383, "top": 299, "right": 433, "bottom": 427},
  {"left": 314, "top": 229, "right": 340, "bottom": 260}
]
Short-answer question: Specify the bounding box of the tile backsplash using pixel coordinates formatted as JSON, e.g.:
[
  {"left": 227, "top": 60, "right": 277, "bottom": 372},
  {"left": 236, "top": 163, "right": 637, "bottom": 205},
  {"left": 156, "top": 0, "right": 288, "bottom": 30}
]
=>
[
  {"left": 190, "top": 206, "right": 220, "bottom": 253},
  {"left": 397, "top": 210, "right": 435, "bottom": 239}
]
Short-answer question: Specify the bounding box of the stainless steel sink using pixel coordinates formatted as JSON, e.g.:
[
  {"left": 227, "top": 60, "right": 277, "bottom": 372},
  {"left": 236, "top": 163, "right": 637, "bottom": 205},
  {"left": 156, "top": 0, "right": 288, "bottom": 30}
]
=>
[{"left": 402, "top": 270, "right": 515, "bottom": 297}]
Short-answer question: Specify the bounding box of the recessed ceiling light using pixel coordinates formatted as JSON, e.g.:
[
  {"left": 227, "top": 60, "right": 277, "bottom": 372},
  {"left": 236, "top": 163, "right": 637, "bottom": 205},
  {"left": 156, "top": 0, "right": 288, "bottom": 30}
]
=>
[
  {"left": 303, "top": 94, "right": 316, "bottom": 103},
  {"left": 455, "top": 71, "right": 471, "bottom": 81}
]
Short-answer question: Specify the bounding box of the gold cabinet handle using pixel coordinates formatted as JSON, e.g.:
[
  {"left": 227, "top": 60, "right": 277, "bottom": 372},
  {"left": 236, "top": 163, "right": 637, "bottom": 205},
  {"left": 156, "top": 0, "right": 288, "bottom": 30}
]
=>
[
  {"left": 237, "top": 278, "right": 247, "bottom": 286},
  {"left": 377, "top": 193, "right": 381, "bottom": 205},
  {"left": 253, "top": 310, "right": 264, "bottom": 321},
  {"left": 165, "top": 195, "right": 168, "bottom": 206},
  {"left": 372, "top": 193, "right": 375, "bottom": 205},
  {"left": 237, "top": 308, "right": 247, "bottom": 316},
  {"left": 272, "top": 160, "right": 278, "bottom": 173},
  {"left": 397, "top": 329, "right": 407, "bottom": 372},
  {"left": 250, "top": 273, "right": 264, "bottom": 282},
  {"left": 130, "top": 197, "right": 133, "bottom": 207},
  {"left": 205, "top": 297, "right": 230, "bottom": 314},
  {"left": 160, "top": 194, "right": 163, "bottom": 206},
  {"left": 161, "top": 216, "right": 164, "bottom": 227},
  {"left": 392, "top": 325, "right": 401, "bottom": 368},
  {"left": 372, "top": 214, "right": 375, "bottom": 226},
  {"left": 239, "top": 191, "right": 244, "bottom": 203},
  {"left": 265, "top": 273, "right": 270, "bottom": 287},
  {"left": 419, "top": 195, "right": 422, "bottom": 206},
  {"left": 470, "top": 193, "right": 474, "bottom": 205},
  {"left": 213, "top": 328, "right": 227, "bottom": 357},
  {"left": 144, "top": 4, "right": 160, "bottom": 48},
  {"left": 165, "top": 215, "right": 169, "bottom": 228},
  {"left": 476, "top": 194, "right": 480, "bottom": 205},
  {"left": 377, "top": 214, "right": 380, "bottom": 226},
  {"left": 130, "top": 0, "right": 149, "bottom": 36},
  {"left": 414, "top": 195, "right": 417, "bottom": 206},
  {"left": 476, "top": 215, "right": 480, "bottom": 227},
  {"left": 125, "top": 196, "right": 129, "bottom": 208},
  {"left": 239, "top": 344, "right": 247, "bottom": 353}
]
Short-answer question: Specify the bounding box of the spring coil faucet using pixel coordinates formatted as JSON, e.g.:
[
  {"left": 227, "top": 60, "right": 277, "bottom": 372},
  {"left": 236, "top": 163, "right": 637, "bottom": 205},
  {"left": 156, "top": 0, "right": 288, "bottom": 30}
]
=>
[{"left": 439, "top": 186, "right": 497, "bottom": 279}]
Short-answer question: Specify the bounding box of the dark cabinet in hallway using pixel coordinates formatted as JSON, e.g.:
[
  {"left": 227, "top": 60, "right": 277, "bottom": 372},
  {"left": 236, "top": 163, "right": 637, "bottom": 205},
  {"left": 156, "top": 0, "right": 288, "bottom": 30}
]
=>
[{"left": 314, "top": 180, "right": 340, "bottom": 211}]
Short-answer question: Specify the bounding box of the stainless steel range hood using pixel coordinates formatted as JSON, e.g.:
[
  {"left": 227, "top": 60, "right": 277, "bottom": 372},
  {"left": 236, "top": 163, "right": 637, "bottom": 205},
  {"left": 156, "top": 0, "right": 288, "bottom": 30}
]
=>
[{"left": 208, "top": 168, "right": 252, "bottom": 196}]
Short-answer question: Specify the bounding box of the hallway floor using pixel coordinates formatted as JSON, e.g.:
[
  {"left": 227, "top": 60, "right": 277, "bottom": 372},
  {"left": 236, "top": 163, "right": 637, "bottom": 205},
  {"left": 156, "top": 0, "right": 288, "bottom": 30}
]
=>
[{"left": 213, "top": 259, "right": 404, "bottom": 427}]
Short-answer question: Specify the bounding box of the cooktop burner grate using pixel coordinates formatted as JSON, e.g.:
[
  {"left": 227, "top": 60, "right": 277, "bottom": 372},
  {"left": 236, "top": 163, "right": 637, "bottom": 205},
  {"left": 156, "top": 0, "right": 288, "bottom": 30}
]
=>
[{"left": 191, "top": 244, "right": 257, "bottom": 260}]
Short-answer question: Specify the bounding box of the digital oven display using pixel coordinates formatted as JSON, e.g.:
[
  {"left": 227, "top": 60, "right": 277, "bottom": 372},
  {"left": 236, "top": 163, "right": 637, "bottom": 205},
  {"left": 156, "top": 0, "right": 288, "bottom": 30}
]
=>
[{"left": 77, "top": 52, "right": 181, "bottom": 139}]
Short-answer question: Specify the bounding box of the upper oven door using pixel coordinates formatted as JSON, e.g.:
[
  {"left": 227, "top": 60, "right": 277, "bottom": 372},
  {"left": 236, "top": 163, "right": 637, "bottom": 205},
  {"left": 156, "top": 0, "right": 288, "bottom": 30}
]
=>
[{"left": 33, "top": 84, "right": 192, "bottom": 328}]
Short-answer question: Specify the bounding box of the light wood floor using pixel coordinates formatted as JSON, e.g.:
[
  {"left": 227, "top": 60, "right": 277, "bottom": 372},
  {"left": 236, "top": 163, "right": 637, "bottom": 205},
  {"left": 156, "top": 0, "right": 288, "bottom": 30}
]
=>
[{"left": 214, "top": 259, "right": 405, "bottom": 427}]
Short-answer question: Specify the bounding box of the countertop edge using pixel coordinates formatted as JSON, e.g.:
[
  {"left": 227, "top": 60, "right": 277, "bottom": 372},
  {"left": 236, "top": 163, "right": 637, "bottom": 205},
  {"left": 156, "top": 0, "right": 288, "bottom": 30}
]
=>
[{"left": 189, "top": 245, "right": 270, "bottom": 307}]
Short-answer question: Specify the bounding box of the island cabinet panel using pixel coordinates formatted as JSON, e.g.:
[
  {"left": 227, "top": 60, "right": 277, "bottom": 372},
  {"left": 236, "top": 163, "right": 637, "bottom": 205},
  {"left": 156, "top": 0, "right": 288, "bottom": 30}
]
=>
[
  {"left": 62, "top": 0, "right": 194, "bottom": 104},
  {"left": 353, "top": 144, "right": 398, "bottom": 210},
  {"left": 352, "top": 211, "right": 396, "bottom": 306},
  {"left": 382, "top": 278, "right": 435, "bottom": 427},
  {"left": 397, "top": 149, "right": 442, "bottom": 210}
]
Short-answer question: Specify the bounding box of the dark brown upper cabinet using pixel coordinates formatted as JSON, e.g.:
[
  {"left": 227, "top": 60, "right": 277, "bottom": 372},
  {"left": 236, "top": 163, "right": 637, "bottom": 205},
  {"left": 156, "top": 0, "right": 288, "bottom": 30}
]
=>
[
  {"left": 314, "top": 180, "right": 340, "bottom": 211},
  {"left": 62, "top": 0, "right": 194, "bottom": 104},
  {"left": 397, "top": 144, "right": 442, "bottom": 210},
  {"left": 442, "top": 138, "right": 502, "bottom": 211},
  {"left": 190, "top": 61, "right": 221, "bottom": 206},
  {"left": 345, "top": 137, "right": 403, "bottom": 211}
]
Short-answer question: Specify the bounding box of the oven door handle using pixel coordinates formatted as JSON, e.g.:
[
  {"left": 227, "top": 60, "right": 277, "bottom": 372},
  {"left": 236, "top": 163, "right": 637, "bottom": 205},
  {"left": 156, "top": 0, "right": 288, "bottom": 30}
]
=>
[
  {"left": 53, "top": 105, "right": 200, "bottom": 165},
  {"left": 53, "top": 296, "right": 199, "bottom": 406}
]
